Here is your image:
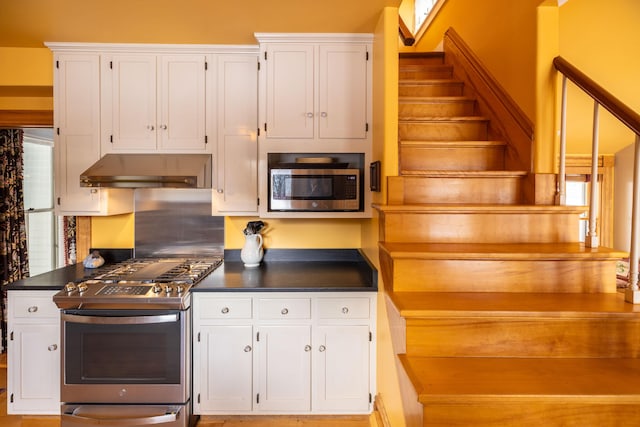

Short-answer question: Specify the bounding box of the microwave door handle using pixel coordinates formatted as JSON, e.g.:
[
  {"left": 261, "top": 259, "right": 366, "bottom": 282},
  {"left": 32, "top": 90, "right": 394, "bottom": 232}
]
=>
[
  {"left": 63, "top": 406, "right": 180, "bottom": 426},
  {"left": 62, "top": 313, "right": 179, "bottom": 325}
]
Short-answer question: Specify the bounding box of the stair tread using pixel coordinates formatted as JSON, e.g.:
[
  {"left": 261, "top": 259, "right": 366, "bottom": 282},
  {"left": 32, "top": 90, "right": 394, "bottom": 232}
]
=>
[
  {"left": 399, "top": 96, "right": 475, "bottom": 102},
  {"left": 400, "top": 140, "right": 506, "bottom": 147},
  {"left": 373, "top": 203, "right": 588, "bottom": 214},
  {"left": 379, "top": 241, "right": 626, "bottom": 259},
  {"left": 399, "top": 170, "right": 525, "bottom": 177},
  {"left": 389, "top": 291, "right": 638, "bottom": 318},
  {"left": 399, "top": 79, "right": 462, "bottom": 85},
  {"left": 399, "top": 116, "right": 487, "bottom": 123},
  {"left": 400, "top": 356, "right": 640, "bottom": 403}
]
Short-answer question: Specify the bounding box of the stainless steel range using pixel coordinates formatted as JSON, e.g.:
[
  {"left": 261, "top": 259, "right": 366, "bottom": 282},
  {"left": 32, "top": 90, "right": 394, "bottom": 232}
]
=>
[{"left": 53, "top": 256, "right": 222, "bottom": 427}]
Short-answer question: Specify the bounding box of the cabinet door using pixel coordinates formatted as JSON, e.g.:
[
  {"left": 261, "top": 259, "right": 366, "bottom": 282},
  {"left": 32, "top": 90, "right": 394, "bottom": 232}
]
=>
[
  {"left": 263, "top": 44, "right": 314, "bottom": 139},
  {"left": 256, "top": 325, "right": 311, "bottom": 411},
  {"left": 54, "top": 54, "right": 103, "bottom": 214},
  {"left": 314, "top": 325, "right": 371, "bottom": 412},
  {"left": 158, "top": 55, "right": 207, "bottom": 151},
  {"left": 318, "top": 44, "right": 369, "bottom": 139},
  {"left": 212, "top": 54, "right": 258, "bottom": 215},
  {"left": 194, "top": 325, "right": 253, "bottom": 413},
  {"left": 108, "top": 54, "right": 157, "bottom": 151}
]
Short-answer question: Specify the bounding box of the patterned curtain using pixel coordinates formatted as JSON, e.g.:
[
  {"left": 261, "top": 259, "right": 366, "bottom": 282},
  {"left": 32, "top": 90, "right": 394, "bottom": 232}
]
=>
[{"left": 0, "top": 129, "right": 29, "bottom": 353}]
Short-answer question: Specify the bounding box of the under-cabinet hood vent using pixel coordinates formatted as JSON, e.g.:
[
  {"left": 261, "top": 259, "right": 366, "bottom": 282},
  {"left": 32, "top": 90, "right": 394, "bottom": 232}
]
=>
[{"left": 80, "top": 154, "right": 212, "bottom": 189}]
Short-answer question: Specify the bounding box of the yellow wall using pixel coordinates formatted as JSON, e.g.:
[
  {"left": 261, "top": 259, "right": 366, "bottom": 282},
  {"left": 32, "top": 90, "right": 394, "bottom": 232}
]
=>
[
  {"left": 0, "top": 47, "right": 53, "bottom": 110},
  {"left": 558, "top": 0, "right": 639, "bottom": 154},
  {"left": 91, "top": 214, "right": 135, "bottom": 248}
]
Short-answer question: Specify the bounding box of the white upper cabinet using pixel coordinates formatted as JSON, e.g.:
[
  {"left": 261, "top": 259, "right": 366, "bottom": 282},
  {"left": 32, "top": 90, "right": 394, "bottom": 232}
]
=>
[
  {"left": 102, "top": 53, "right": 208, "bottom": 153},
  {"left": 257, "top": 34, "right": 372, "bottom": 146},
  {"left": 51, "top": 51, "right": 133, "bottom": 216}
]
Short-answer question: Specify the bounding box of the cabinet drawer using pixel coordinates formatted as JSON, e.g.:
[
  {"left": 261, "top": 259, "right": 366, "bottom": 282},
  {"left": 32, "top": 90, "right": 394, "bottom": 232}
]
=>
[
  {"left": 317, "top": 297, "right": 370, "bottom": 319},
  {"left": 198, "top": 298, "right": 253, "bottom": 319},
  {"left": 10, "top": 293, "right": 59, "bottom": 320},
  {"left": 258, "top": 298, "right": 311, "bottom": 319}
]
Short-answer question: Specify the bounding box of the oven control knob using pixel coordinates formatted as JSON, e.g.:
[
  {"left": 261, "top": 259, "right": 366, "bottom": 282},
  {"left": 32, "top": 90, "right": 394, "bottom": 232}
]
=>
[
  {"left": 164, "top": 284, "right": 173, "bottom": 294},
  {"left": 65, "top": 282, "right": 77, "bottom": 293},
  {"left": 176, "top": 284, "right": 185, "bottom": 294},
  {"left": 153, "top": 284, "right": 163, "bottom": 294},
  {"left": 77, "top": 283, "right": 89, "bottom": 293}
]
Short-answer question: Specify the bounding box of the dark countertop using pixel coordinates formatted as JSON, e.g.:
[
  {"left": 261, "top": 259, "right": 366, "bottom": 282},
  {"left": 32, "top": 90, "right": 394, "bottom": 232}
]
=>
[{"left": 5, "top": 249, "right": 377, "bottom": 292}]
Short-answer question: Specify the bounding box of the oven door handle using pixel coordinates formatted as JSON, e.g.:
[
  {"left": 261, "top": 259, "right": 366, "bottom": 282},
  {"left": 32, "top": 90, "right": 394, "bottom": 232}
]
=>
[
  {"left": 62, "top": 405, "right": 180, "bottom": 425},
  {"left": 62, "top": 312, "right": 179, "bottom": 325}
]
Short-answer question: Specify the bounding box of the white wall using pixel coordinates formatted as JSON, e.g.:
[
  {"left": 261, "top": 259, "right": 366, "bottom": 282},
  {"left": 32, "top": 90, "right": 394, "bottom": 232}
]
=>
[{"left": 614, "top": 143, "right": 635, "bottom": 251}]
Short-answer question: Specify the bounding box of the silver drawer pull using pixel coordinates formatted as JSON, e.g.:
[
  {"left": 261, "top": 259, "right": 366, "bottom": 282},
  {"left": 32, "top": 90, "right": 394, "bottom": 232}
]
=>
[
  {"left": 304, "top": 345, "right": 312, "bottom": 352},
  {"left": 244, "top": 345, "right": 252, "bottom": 352},
  {"left": 48, "top": 344, "right": 58, "bottom": 351},
  {"left": 221, "top": 307, "right": 230, "bottom": 314},
  {"left": 27, "top": 306, "right": 38, "bottom": 313},
  {"left": 281, "top": 308, "right": 289, "bottom": 315},
  {"left": 342, "top": 307, "right": 349, "bottom": 314},
  {"left": 319, "top": 345, "right": 326, "bottom": 352}
]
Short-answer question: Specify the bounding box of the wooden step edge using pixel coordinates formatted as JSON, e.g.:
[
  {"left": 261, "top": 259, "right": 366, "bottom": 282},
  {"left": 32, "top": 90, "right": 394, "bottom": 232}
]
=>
[
  {"left": 399, "top": 51, "right": 444, "bottom": 59},
  {"left": 388, "top": 291, "right": 640, "bottom": 318},
  {"left": 399, "top": 140, "right": 506, "bottom": 148},
  {"left": 372, "top": 203, "right": 588, "bottom": 214},
  {"left": 399, "top": 355, "right": 640, "bottom": 404},
  {"left": 399, "top": 171, "right": 527, "bottom": 178},
  {"left": 398, "top": 116, "right": 488, "bottom": 123},
  {"left": 399, "top": 63, "right": 452, "bottom": 70},
  {"left": 398, "top": 96, "right": 474, "bottom": 103},
  {"left": 378, "top": 241, "right": 627, "bottom": 260},
  {"left": 399, "top": 79, "right": 462, "bottom": 86}
]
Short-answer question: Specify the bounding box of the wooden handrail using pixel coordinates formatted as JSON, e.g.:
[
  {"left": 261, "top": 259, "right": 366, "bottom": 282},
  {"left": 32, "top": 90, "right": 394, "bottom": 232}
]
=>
[
  {"left": 553, "top": 56, "right": 640, "bottom": 136},
  {"left": 399, "top": 16, "right": 415, "bottom": 46}
]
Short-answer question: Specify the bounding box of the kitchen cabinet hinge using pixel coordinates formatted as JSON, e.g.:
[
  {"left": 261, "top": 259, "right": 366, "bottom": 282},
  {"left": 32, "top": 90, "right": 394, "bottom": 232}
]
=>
[
  {"left": 56, "top": 127, "right": 60, "bottom": 135},
  {"left": 257, "top": 61, "right": 261, "bottom": 71},
  {"left": 110, "top": 61, "right": 113, "bottom": 69},
  {"left": 197, "top": 332, "right": 201, "bottom": 342},
  {"left": 56, "top": 60, "right": 59, "bottom": 69},
  {"left": 57, "top": 197, "right": 61, "bottom": 206},
  {"left": 205, "top": 135, "right": 208, "bottom": 144},
  {"left": 369, "top": 393, "right": 372, "bottom": 403},
  {"left": 197, "top": 393, "right": 200, "bottom": 404},
  {"left": 369, "top": 331, "right": 372, "bottom": 342},
  {"left": 264, "top": 123, "right": 267, "bottom": 132},
  {"left": 257, "top": 127, "right": 260, "bottom": 137},
  {"left": 257, "top": 197, "right": 260, "bottom": 206},
  {"left": 264, "top": 51, "right": 267, "bottom": 61},
  {"left": 9, "top": 331, "right": 13, "bottom": 341},
  {"left": 204, "top": 61, "right": 208, "bottom": 71},
  {"left": 366, "top": 51, "right": 369, "bottom": 61},
  {"left": 365, "top": 123, "right": 369, "bottom": 132},
  {"left": 256, "top": 332, "right": 260, "bottom": 342},
  {"left": 256, "top": 393, "right": 260, "bottom": 404},
  {"left": 10, "top": 393, "right": 13, "bottom": 403},
  {"left": 110, "top": 135, "right": 113, "bottom": 143}
]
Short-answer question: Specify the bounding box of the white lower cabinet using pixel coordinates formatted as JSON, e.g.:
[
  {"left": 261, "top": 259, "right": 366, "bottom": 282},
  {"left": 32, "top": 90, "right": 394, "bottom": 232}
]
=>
[
  {"left": 192, "top": 292, "right": 376, "bottom": 415},
  {"left": 7, "top": 291, "right": 60, "bottom": 415}
]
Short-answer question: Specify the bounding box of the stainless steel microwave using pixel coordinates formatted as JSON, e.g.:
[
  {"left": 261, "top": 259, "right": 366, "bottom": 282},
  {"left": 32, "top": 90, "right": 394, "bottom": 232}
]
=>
[{"left": 269, "top": 168, "right": 360, "bottom": 211}]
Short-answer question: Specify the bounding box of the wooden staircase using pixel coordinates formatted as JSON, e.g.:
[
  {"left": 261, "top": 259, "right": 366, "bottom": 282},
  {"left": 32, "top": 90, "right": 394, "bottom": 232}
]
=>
[{"left": 373, "top": 51, "right": 640, "bottom": 426}]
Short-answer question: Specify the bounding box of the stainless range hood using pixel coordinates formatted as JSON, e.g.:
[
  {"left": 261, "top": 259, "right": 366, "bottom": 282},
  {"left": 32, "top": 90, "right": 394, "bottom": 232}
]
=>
[{"left": 80, "top": 154, "right": 212, "bottom": 189}]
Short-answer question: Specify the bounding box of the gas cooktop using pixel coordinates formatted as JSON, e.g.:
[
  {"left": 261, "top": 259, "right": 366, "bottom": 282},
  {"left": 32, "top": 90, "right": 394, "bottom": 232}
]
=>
[{"left": 53, "top": 257, "right": 222, "bottom": 310}]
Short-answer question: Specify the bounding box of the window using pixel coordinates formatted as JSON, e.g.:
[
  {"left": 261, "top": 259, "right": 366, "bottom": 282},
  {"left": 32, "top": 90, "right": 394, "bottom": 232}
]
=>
[
  {"left": 414, "top": 0, "right": 439, "bottom": 31},
  {"left": 22, "top": 128, "right": 59, "bottom": 276}
]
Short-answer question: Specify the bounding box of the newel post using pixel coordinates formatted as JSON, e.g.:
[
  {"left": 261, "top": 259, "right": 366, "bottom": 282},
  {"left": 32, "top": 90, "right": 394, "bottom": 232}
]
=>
[{"left": 626, "top": 134, "right": 640, "bottom": 303}]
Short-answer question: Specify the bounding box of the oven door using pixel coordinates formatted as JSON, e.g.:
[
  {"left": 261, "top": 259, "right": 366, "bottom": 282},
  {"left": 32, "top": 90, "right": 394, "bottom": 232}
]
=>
[
  {"left": 61, "top": 403, "right": 191, "bottom": 427},
  {"left": 61, "top": 309, "right": 190, "bottom": 404}
]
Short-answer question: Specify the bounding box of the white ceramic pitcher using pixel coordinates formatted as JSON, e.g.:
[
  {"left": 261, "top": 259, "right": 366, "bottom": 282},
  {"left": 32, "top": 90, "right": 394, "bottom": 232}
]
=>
[{"left": 241, "top": 233, "right": 264, "bottom": 267}]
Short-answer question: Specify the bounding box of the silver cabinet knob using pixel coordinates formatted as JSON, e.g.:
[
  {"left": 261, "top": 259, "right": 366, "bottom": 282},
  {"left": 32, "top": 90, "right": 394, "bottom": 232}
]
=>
[
  {"left": 304, "top": 345, "right": 312, "bottom": 352},
  {"left": 306, "top": 112, "right": 314, "bottom": 118},
  {"left": 320, "top": 112, "right": 328, "bottom": 118},
  {"left": 160, "top": 124, "right": 167, "bottom": 130},
  {"left": 319, "top": 345, "right": 326, "bottom": 352},
  {"left": 341, "top": 307, "right": 349, "bottom": 314},
  {"left": 48, "top": 344, "right": 58, "bottom": 351},
  {"left": 244, "top": 345, "right": 252, "bottom": 352},
  {"left": 147, "top": 125, "right": 155, "bottom": 131},
  {"left": 217, "top": 189, "right": 224, "bottom": 193},
  {"left": 27, "top": 306, "right": 38, "bottom": 313},
  {"left": 281, "top": 308, "right": 289, "bottom": 315},
  {"left": 221, "top": 307, "right": 230, "bottom": 314}
]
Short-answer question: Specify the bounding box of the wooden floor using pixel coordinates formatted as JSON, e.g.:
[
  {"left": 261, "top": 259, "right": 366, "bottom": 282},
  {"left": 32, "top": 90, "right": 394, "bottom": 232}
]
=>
[{"left": 0, "top": 353, "right": 374, "bottom": 427}]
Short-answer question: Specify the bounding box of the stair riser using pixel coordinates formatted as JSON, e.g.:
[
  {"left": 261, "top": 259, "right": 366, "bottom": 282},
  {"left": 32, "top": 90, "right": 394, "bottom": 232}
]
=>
[
  {"left": 399, "top": 146, "right": 504, "bottom": 171},
  {"left": 399, "top": 83, "right": 464, "bottom": 97},
  {"left": 421, "top": 403, "right": 640, "bottom": 427},
  {"left": 389, "top": 258, "right": 617, "bottom": 293},
  {"left": 388, "top": 176, "right": 521, "bottom": 204},
  {"left": 406, "top": 317, "right": 640, "bottom": 358},
  {"left": 399, "top": 67, "right": 453, "bottom": 80},
  {"left": 399, "top": 56, "right": 444, "bottom": 66},
  {"left": 399, "top": 121, "right": 488, "bottom": 141},
  {"left": 380, "top": 212, "right": 581, "bottom": 243},
  {"left": 398, "top": 100, "right": 476, "bottom": 118}
]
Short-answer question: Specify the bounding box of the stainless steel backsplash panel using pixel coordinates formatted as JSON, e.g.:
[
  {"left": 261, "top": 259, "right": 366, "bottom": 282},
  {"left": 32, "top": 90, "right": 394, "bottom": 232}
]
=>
[{"left": 134, "top": 189, "right": 224, "bottom": 258}]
